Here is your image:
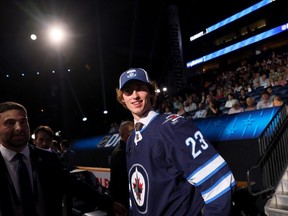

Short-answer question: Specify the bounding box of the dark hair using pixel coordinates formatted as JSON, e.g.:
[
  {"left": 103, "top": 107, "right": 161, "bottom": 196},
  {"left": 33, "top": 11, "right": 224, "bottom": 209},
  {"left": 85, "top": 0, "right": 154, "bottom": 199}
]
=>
[
  {"left": 262, "top": 91, "right": 270, "bottom": 96},
  {"left": 0, "top": 101, "right": 27, "bottom": 114},
  {"left": 33, "top": 125, "right": 54, "bottom": 139},
  {"left": 60, "top": 140, "right": 70, "bottom": 149}
]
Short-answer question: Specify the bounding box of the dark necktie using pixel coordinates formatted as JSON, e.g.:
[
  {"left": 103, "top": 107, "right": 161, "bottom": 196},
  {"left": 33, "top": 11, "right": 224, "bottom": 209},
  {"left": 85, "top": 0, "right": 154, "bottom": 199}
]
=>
[
  {"left": 135, "top": 122, "right": 144, "bottom": 131},
  {"left": 15, "top": 153, "right": 37, "bottom": 216},
  {"left": 135, "top": 122, "right": 144, "bottom": 142}
]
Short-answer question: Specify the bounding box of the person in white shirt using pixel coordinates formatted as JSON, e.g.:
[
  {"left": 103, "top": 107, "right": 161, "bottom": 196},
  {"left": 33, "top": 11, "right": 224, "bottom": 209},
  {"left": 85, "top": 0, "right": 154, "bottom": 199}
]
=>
[
  {"left": 225, "top": 93, "right": 235, "bottom": 108},
  {"left": 193, "top": 103, "right": 207, "bottom": 119},
  {"left": 228, "top": 99, "right": 244, "bottom": 115},
  {"left": 183, "top": 96, "right": 197, "bottom": 113},
  {"left": 252, "top": 72, "right": 261, "bottom": 89},
  {"left": 259, "top": 73, "right": 271, "bottom": 88},
  {"left": 256, "top": 91, "right": 273, "bottom": 109}
]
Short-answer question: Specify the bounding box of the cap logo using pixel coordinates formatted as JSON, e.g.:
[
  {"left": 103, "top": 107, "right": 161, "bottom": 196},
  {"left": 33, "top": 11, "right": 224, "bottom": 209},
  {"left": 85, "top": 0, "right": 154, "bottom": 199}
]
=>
[
  {"left": 119, "top": 68, "right": 149, "bottom": 89},
  {"left": 126, "top": 70, "right": 137, "bottom": 79}
]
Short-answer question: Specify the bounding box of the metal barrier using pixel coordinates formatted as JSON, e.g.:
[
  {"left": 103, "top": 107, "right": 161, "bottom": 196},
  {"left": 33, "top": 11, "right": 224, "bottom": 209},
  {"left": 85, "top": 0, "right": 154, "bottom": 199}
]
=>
[{"left": 247, "top": 104, "right": 288, "bottom": 196}]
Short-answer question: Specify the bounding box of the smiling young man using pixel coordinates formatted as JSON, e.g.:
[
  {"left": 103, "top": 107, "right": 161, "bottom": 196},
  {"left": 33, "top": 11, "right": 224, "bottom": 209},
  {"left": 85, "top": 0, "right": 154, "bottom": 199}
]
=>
[{"left": 116, "top": 68, "right": 236, "bottom": 216}]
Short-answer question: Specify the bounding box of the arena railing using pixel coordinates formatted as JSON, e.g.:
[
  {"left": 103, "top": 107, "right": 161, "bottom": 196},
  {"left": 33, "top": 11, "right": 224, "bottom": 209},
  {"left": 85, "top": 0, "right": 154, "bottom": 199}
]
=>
[{"left": 247, "top": 104, "right": 288, "bottom": 196}]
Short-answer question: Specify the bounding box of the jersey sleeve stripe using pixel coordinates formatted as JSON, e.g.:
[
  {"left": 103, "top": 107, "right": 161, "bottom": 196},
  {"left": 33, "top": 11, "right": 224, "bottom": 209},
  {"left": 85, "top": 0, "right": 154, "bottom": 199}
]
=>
[
  {"left": 201, "top": 172, "right": 235, "bottom": 204},
  {"left": 187, "top": 154, "right": 226, "bottom": 185}
]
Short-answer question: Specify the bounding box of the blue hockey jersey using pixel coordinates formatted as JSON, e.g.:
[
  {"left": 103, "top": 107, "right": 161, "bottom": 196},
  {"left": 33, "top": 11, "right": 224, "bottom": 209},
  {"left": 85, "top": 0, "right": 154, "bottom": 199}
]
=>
[{"left": 126, "top": 113, "right": 236, "bottom": 216}]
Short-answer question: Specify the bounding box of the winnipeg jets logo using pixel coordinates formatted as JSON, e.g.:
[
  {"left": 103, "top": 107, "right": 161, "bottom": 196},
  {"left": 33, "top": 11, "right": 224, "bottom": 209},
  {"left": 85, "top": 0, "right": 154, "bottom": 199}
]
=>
[
  {"left": 129, "top": 164, "right": 149, "bottom": 214},
  {"left": 132, "top": 168, "right": 144, "bottom": 202},
  {"left": 163, "top": 114, "right": 183, "bottom": 125}
]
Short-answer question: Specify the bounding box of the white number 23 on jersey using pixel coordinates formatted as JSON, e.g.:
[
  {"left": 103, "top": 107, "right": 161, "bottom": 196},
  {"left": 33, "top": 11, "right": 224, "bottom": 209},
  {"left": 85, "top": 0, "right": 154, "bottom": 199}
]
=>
[{"left": 185, "top": 131, "right": 209, "bottom": 159}]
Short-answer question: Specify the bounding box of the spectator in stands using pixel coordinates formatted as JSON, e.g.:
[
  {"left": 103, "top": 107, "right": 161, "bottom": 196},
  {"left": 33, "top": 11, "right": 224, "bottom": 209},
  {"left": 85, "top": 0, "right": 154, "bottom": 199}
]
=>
[
  {"left": 224, "top": 93, "right": 235, "bottom": 108},
  {"left": 273, "top": 95, "right": 284, "bottom": 107},
  {"left": 191, "top": 92, "right": 200, "bottom": 104},
  {"left": 215, "top": 87, "right": 225, "bottom": 100},
  {"left": 109, "top": 121, "right": 134, "bottom": 216},
  {"left": 172, "top": 96, "right": 182, "bottom": 113},
  {"left": 234, "top": 81, "right": 243, "bottom": 93},
  {"left": 116, "top": 68, "right": 235, "bottom": 215},
  {"left": 177, "top": 105, "right": 192, "bottom": 119},
  {"left": 33, "top": 125, "right": 54, "bottom": 149},
  {"left": 238, "top": 88, "right": 248, "bottom": 108},
  {"left": 245, "top": 97, "right": 256, "bottom": 111},
  {"left": 206, "top": 99, "right": 222, "bottom": 117},
  {"left": 252, "top": 72, "right": 261, "bottom": 89},
  {"left": 200, "top": 91, "right": 207, "bottom": 104},
  {"left": 208, "top": 89, "right": 216, "bottom": 100},
  {"left": 192, "top": 102, "right": 207, "bottom": 119},
  {"left": 60, "top": 139, "right": 76, "bottom": 171},
  {"left": 266, "top": 86, "right": 276, "bottom": 101},
  {"left": 256, "top": 91, "right": 273, "bottom": 109},
  {"left": 183, "top": 95, "right": 197, "bottom": 113},
  {"left": 223, "top": 86, "right": 234, "bottom": 99},
  {"left": 205, "top": 94, "right": 212, "bottom": 108},
  {"left": 228, "top": 99, "right": 244, "bottom": 115},
  {"left": 259, "top": 73, "right": 271, "bottom": 88},
  {"left": 163, "top": 106, "right": 172, "bottom": 114},
  {"left": 269, "top": 68, "right": 280, "bottom": 87},
  {"left": 277, "top": 73, "right": 287, "bottom": 86}
]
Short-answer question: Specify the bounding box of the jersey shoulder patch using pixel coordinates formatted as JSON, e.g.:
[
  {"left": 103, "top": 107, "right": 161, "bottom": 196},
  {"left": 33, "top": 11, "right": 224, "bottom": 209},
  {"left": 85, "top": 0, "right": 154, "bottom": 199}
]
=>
[{"left": 162, "top": 114, "right": 184, "bottom": 126}]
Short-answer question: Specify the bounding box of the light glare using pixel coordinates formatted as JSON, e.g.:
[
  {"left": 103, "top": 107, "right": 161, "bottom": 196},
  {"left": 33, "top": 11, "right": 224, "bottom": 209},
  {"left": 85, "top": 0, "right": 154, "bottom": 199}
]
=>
[
  {"left": 30, "top": 34, "right": 37, "bottom": 40},
  {"left": 49, "top": 26, "right": 66, "bottom": 44}
]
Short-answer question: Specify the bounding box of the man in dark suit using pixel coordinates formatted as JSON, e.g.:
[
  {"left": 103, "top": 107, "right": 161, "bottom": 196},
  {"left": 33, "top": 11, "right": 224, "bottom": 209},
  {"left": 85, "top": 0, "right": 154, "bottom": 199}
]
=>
[
  {"left": 0, "top": 101, "right": 71, "bottom": 216},
  {"left": 108, "top": 121, "right": 134, "bottom": 216},
  {"left": 60, "top": 139, "right": 76, "bottom": 171}
]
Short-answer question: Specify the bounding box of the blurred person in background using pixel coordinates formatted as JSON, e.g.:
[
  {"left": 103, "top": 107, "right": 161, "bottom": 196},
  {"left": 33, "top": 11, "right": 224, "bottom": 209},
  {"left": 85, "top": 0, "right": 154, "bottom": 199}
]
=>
[
  {"left": 228, "top": 99, "right": 244, "bottom": 115},
  {"left": 33, "top": 125, "right": 54, "bottom": 150},
  {"left": 109, "top": 121, "right": 134, "bottom": 216},
  {"left": 60, "top": 140, "right": 76, "bottom": 172},
  {"left": 273, "top": 95, "right": 284, "bottom": 107},
  {"left": 206, "top": 99, "right": 222, "bottom": 117},
  {"left": 49, "top": 139, "right": 62, "bottom": 157},
  {"left": 245, "top": 97, "right": 256, "bottom": 112},
  {"left": 192, "top": 103, "right": 207, "bottom": 119},
  {"left": 256, "top": 91, "right": 273, "bottom": 109}
]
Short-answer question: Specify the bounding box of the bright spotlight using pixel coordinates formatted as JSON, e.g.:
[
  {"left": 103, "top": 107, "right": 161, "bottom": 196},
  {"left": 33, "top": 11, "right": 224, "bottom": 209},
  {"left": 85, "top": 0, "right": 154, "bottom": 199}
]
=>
[
  {"left": 156, "top": 88, "right": 161, "bottom": 93},
  {"left": 103, "top": 110, "right": 108, "bottom": 114},
  {"left": 82, "top": 117, "right": 87, "bottom": 122},
  {"left": 30, "top": 34, "right": 37, "bottom": 40},
  {"left": 48, "top": 25, "right": 66, "bottom": 44},
  {"left": 163, "top": 87, "right": 167, "bottom": 92}
]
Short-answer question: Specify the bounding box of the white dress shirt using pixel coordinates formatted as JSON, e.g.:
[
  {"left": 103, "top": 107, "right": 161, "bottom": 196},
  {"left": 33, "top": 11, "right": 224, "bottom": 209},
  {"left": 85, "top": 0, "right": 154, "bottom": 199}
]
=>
[{"left": 0, "top": 144, "right": 33, "bottom": 199}]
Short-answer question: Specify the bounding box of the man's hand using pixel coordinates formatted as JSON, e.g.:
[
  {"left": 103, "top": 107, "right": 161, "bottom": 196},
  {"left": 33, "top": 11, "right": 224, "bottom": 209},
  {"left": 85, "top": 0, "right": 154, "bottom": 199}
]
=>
[{"left": 113, "top": 202, "right": 128, "bottom": 216}]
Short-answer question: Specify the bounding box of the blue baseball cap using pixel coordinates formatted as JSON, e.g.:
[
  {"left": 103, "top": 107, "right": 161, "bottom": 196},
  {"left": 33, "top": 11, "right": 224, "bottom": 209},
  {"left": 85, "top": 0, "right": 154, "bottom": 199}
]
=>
[{"left": 119, "top": 68, "right": 150, "bottom": 89}]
